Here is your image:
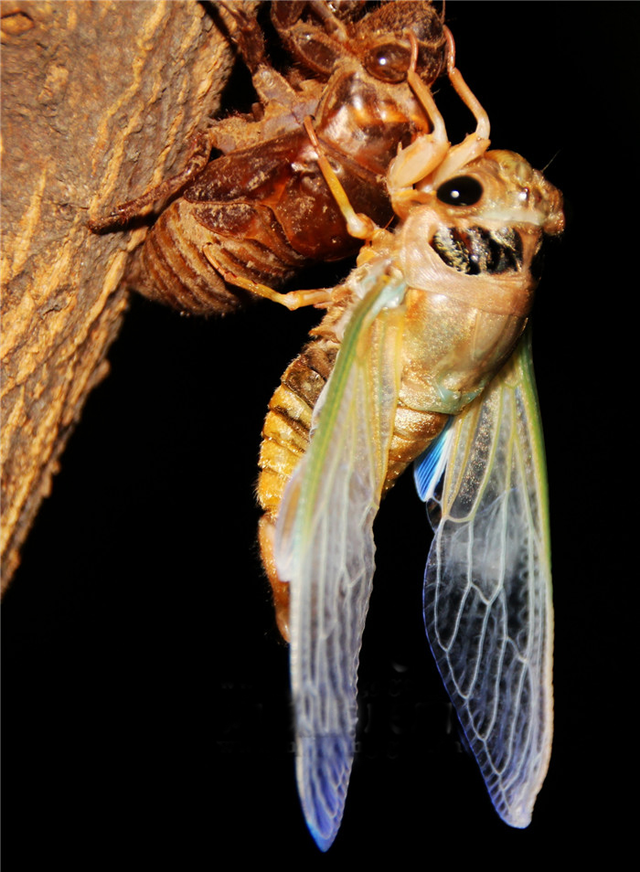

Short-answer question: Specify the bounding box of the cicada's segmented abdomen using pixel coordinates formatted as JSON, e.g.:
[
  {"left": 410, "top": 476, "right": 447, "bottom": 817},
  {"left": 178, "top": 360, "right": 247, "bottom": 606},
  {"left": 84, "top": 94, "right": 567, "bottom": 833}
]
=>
[
  {"left": 127, "top": 200, "right": 243, "bottom": 315},
  {"left": 258, "top": 337, "right": 338, "bottom": 515},
  {"left": 127, "top": 197, "right": 307, "bottom": 316},
  {"left": 257, "top": 335, "right": 339, "bottom": 639}
]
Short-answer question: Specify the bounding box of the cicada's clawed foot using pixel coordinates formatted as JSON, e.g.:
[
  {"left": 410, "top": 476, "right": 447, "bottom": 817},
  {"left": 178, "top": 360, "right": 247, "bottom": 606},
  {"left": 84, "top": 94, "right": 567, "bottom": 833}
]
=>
[
  {"left": 88, "top": 129, "right": 218, "bottom": 233},
  {"left": 303, "top": 117, "right": 378, "bottom": 242},
  {"left": 202, "top": 245, "right": 331, "bottom": 310}
]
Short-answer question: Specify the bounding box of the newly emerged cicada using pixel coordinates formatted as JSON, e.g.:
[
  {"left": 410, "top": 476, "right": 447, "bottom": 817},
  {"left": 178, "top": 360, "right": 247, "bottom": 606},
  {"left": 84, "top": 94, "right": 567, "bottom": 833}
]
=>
[
  {"left": 89, "top": 1, "right": 445, "bottom": 314},
  {"left": 256, "top": 28, "right": 564, "bottom": 850}
]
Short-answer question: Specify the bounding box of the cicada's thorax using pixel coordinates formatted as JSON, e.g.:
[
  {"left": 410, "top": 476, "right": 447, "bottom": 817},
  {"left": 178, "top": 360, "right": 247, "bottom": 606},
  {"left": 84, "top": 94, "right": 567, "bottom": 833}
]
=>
[{"left": 381, "top": 149, "right": 563, "bottom": 481}]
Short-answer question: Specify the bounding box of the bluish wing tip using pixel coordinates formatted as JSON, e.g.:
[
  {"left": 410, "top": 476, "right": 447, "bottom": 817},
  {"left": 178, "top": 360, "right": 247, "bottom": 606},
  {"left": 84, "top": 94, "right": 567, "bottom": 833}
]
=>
[
  {"left": 308, "top": 823, "right": 338, "bottom": 852},
  {"left": 297, "top": 734, "right": 352, "bottom": 852},
  {"left": 302, "top": 797, "right": 340, "bottom": 852}
]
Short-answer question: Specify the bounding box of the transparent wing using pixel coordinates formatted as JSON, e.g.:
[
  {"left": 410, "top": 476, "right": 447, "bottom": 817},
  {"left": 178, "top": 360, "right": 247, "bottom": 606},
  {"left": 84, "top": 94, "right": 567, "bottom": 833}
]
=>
[
  {"left": 422, "top": 326, "right": 553, "bottom": 827},
  {"left": 274, "top": 264, "right": 406, "bottom": 851}
]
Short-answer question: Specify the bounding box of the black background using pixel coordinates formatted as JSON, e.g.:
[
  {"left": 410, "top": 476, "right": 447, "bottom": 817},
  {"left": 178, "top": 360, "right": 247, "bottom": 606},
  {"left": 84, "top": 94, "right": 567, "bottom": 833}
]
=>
[{"left": 3, "top": 2, "right": 637, "bottom": 865}]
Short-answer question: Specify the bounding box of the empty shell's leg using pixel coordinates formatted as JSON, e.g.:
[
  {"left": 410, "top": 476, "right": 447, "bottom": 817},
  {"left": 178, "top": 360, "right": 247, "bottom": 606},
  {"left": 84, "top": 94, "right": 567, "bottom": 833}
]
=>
[
  {"left": 88, "top": 130, "right": 218, "bottom": 232},
  {"left": 202, "top": 244, "right": 331, "bottom": 310}
]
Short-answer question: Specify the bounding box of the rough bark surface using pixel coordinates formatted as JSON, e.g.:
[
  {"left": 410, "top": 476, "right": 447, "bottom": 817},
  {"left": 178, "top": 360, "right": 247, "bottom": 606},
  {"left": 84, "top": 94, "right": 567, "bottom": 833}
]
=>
[{"left": 1, "top": 0, "right": 234, "bottom": 591}]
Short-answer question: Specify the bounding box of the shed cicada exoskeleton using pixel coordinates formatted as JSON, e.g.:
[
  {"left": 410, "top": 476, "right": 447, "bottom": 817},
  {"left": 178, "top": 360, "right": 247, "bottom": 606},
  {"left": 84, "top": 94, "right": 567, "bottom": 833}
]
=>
[
  {"left": 256, "top": 27, "right": 564, "bottom": 851},
  {"left": 89, "top": 1, "right": 445, "bottom": 315}
]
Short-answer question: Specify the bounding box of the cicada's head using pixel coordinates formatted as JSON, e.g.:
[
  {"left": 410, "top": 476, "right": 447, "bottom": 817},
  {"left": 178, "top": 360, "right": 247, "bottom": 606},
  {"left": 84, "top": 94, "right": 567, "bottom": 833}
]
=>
[
  {"left": 400, "top": 150, "right": 564, "bottom": 318},
  {"left": 418, "top": 151, "right": 564, "bottom": 288},
  {"left": 431, "top": 150, "right": 564, "bottom": 238}
]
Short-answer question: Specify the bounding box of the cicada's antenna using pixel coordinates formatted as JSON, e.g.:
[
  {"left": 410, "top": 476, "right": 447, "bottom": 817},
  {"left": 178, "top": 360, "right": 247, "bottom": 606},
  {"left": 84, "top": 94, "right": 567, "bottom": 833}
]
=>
[{"left": 541, "top": 148, "right": 562, "bottom": 174}]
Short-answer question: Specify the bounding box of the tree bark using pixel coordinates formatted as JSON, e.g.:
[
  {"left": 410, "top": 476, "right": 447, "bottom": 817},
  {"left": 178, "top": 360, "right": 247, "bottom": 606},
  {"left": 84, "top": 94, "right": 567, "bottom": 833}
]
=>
[{"left": 0, "top": 0, "right": 234, "bottom": 591}]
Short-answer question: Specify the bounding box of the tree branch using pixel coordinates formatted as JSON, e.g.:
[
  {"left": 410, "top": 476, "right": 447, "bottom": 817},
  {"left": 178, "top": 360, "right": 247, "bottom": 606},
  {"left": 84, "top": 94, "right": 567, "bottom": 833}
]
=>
[{"left": 1, "top": 0, "right": 234, "bottom": 590}]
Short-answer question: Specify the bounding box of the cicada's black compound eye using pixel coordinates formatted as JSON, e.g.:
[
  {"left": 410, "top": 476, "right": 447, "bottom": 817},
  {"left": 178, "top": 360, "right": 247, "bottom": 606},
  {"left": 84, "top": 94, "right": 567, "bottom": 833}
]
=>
[{"left": 436, "top": 176, "right": 483, "bottom": 207}]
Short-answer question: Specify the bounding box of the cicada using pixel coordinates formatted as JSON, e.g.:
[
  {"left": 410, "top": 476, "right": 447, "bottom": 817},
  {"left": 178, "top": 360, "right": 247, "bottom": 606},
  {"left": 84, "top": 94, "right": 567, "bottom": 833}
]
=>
[{"left": 256, "top": 28, "right": 564, "bottom": 850}]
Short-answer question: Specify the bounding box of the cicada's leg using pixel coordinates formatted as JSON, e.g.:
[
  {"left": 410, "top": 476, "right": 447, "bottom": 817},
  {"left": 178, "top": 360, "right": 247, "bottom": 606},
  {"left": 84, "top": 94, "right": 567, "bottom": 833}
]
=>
[
  {"left": 214, "top": 111, "right": 386, "bottom": 310},
  {"left": 423, "top": 27, "right": 491, "bottom": 188},
  {"left": 302, "top": 116, "right": 379, "bottom": 242},
  {"left": 386, "top": 32, "right": 451, "bottom": 203},
  {"left": 388, "top": 28, "right": 492, "bottom": 210},
  {"left": 202, "top": 244, "right": 332, "bottom": 310},
  {"left": 88, "top": 129, "right": 218, "bottom": 232}
]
